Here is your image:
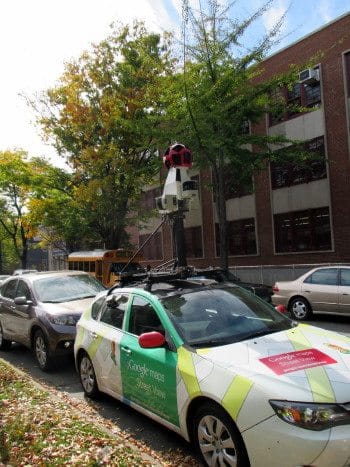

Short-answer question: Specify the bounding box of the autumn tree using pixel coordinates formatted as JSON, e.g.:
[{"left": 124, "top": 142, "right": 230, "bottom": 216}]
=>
[
  {"left": 34, "top": 22, "right": 175, "bottom": 250},
  {"left": 27, "top": 160, "right": 94, "bottom": 253},
  {"left": 169, "top": 0, "right": 315, "bottom": 271},
  {"left": 0, "top": 151, "right": 71, "bottom": 268}
]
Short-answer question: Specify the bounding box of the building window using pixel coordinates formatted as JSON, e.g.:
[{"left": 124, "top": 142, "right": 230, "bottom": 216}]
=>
[
  {"left": 270, "top": 68, "right": 321, "bottom": 125},
  {"left": 140, "top": 187, "right": 161, "bottom": 211},
  {"left": 216, "top": 218, "right": 257, "bottom": 256},
  {"left": 139, "top": 232, "right": 163, "bottom": 260},
  {"left": 185, "top": 226, "right": 203, "bottom": 258},
  {"left": 274, "top": 207, "right": 331, "bottom": 253},
  {"left": 271, "top": 136, "right": 326, "bottom": 189}
]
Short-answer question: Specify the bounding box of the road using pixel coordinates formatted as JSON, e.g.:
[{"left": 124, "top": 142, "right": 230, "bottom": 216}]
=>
[{"left": 0, "top": 313, "right": 349, "bottom": 461}]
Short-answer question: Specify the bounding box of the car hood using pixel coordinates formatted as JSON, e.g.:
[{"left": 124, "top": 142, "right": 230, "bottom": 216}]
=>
[
  {"left": 41, "top": 297, "right": 95, "bottom": 315},
  {"left": 198, "top": 323, "right": 350, "bottom": 403}
]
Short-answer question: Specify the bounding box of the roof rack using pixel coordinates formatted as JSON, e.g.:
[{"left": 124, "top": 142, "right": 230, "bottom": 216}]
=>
[{"left": 107, "top": 266, "right": 231, "bottom": 295}]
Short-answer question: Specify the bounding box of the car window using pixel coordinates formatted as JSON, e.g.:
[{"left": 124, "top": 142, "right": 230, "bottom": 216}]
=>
[
  {"left": 161, "top": 285, "right": 292, "bottom": 347},
  {"left": 1, "top": 280, "right": 18, "bottom": 299},
  {"left": 91, "top": 296, "right": 106, "bottom": 320},
  {"left": 128, "top": 296, "right": 164, "bottom": 336},
  {"left": 16, "top": 280, "right": 31, "bottom": 300},
  {"left": 340, "top": 268, "right": 350, "bottom": 286},
  {"left": 99, "top": 293, "right": 129, "bottom": 329},
  {"left": 304, "top": 268, "right": 338, "bottom": 285}
]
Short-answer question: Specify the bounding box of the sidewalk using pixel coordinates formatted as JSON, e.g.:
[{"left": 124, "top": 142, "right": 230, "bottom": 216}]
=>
[{"left": 0, "top": 359, "right": 200, "bottom": 466}]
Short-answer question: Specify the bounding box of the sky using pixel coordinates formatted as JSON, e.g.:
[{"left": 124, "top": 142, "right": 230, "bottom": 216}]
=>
[{"left": 0, "top": 0, "right": 349, "bottom": 169}]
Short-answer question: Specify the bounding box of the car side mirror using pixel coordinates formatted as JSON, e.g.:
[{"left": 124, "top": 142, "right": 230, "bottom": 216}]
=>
[
  {"left": 138, "top": 331, "right": 166, "bottom": 349},
  {"left": 14, "top": 296, "right": 32, "bottom": 306}
]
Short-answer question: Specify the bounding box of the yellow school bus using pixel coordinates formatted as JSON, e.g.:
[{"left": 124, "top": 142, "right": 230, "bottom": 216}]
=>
[{"left": 67, "top": 249, "right": 144, "bottom": 288}]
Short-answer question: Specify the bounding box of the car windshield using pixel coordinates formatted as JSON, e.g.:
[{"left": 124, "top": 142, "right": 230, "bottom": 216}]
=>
[
  {"left": 161, "top": 285, "right": 293, "bottom": 347},
  {"left": 34, "top": 274, "right": 105, "bottom": 303}
]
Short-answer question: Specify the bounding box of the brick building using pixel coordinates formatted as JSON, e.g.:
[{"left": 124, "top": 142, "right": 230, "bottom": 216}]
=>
[{"left": 133, "top": 13, "right": 350, "bottom": 283}]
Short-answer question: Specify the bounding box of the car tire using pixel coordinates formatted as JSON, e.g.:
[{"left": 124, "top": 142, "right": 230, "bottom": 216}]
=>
[
  {"left": 33, "top": 329, "right": 53, "bottom": 371},
  {"left": 289, "top": 297, "right": 312, "bottom": 320},
  {"left": 78, "top": 353, "right": 99, "bottom": 398},
  {"left": 193, "top": 402, "right": 250, "bottom": 467},
  {"left": 0, "top": 322, "right": 12, "bottom": 350}
]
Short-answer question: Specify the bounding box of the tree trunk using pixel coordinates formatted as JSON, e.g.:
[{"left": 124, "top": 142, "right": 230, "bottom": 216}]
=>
[{"left": 215, "top": 156, "right": 228, "bottom": 272}]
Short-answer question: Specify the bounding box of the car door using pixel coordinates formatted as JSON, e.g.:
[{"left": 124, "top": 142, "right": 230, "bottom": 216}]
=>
[
  {"left": 10, "top": 279, "right": 34, "bottom": 346},
  {"left": 302, "top": 268, "right": 339, "bottom": 312},
  {"left": 121, "top": 294, "right": 179, "bottom": 426},
  {"left": 88, "top": 293, "right": 129, "bottom": 395},
  {"left": 338, "top": 268, "right": 350, "bottom": 313},
  {"left": 0, "top": 279, "right": 18, "bottom": 338}
]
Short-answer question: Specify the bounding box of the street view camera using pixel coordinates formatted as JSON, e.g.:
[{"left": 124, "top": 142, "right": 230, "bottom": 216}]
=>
[{"left": 155, "top": 143, "right": 199, "bottom": 214}]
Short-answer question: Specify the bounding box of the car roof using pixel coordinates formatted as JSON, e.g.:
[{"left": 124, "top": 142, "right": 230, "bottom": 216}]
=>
[
  {"left": 6, "top": 270, "right": 89, "bottom": 282},
  {"left": 110, "top": 277, "right": 238, "bottom": 300}
]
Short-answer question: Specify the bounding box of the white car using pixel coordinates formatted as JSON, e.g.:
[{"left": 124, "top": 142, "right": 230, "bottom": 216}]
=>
[{"left": 74, "top": 276, "right": 350, "bottom": 467}]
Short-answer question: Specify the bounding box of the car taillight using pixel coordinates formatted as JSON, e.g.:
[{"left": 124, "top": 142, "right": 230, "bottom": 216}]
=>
[
  {"left": 272, "top": 284, "right": 279, "bottom": 293},
  {"left": 275, "top": 304, "right": 288, "bottom": 314}
]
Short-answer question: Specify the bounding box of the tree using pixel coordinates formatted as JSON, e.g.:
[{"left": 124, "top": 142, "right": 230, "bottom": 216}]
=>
[
  {"left": 169, "top": 0, "right": 316, "bottom": 271},
  {"left": 34, "top": 22, "right": 175, "bottom": 250},
  {"left": 27, "top": 161, "right": 93, "bottom": 253},
  {"left": 0, "top": 151, "right": 69, "bottom": 268}
]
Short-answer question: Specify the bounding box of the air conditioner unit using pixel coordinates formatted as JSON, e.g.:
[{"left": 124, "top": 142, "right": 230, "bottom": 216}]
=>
[{"left": 299, "top": 68, "right": 319, "bottom": 84}]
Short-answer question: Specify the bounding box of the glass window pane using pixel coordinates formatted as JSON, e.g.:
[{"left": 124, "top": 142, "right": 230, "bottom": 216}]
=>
[
  {"left": 274, "top": 207, "right": 331, "bottom": 253},
  {"left": 307, "top": 268, "right": 338, "bottom": 286},
  {"left": 128, "top": 296, "right": 164, "bottom": 336},
  {"left": 16, "top": 281, "right": 31, "bottom": 300},
  {"left": 340, "top": 269, "right": 350, "bottom": 286},
  {"left": 2, "top": 280, "right": 18, "bottom": 299},
  {"left": 99, "top": 294, "right": 128, "bottom": 329}
]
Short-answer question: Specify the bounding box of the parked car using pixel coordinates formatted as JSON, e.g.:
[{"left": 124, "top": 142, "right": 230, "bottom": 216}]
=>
[
  {"left": 166, "top": 267, "right": 272, "bottom": 302},
  {"left": 74, "top": 274, "right": 350, "bottom": 467},
  {"left": 272, "top": 266, "right": 350, "bottom": 320},
  {"left": 12, "top": 269, "right": 38, "bottom": 275},
  {"left": 0, "top": 271, "right": 105, "bottom": 370},
  {"left": 0, "top": 275, "right": 11, "bottom": 284}
]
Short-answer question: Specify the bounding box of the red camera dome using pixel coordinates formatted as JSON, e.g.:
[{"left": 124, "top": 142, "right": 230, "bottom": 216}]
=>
[{"left": 163, "top": 143, "right": 192, "bottom": 168}]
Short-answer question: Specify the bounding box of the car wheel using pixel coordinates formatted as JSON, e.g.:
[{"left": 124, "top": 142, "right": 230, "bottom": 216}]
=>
[
  {"left": 0, "top": 322, "right": 12, "bottom": 350},
  {"left": 193, "top": 402, "right": 250, "bottom": 467},
  {"left": 33, "top": 329, "right": 52, "bottom": 371},
  {"left": 79, "top": 353, "right": 99, "bottom": 398},
  {"left": 289, "top": 297, "right": 312, "bottom": 320}
]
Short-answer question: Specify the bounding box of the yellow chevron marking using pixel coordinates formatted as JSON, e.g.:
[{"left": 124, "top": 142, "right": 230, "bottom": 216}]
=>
[
  {"left": 299, "top": 323, "right": 350, "bottom": 344},
  {"left": 287, "top": 328, "right": 335, "bottom": 403},
  {"left": 177, "top": 346, "right": 201, "bottom": 397},
  {"left": 88, "top": 335, "right": 104, "bottom": 358},
  {"left": 222, "top": 375, "right": 253, "bottom": 421}
]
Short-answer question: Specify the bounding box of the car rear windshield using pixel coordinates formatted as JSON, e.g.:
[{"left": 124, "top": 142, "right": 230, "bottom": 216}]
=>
[
  {"left": 34, "top": 274, "right": 105, "bottom": 303},
  {"left": 161, "top": 285, "right": 293, "bottom": 347}
]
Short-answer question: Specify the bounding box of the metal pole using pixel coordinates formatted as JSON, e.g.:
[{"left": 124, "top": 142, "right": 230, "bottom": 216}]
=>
[{"left": 120, "top": 217, "right": 166, "bottom": 273}]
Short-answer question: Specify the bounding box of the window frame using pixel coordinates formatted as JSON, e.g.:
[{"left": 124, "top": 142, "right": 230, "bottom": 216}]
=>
[
  {"left": 270, "top": 136, "right": 326, "bottom": 190},
  {"left": 274, "top": 207, "right": 332, "bottom": 254}
]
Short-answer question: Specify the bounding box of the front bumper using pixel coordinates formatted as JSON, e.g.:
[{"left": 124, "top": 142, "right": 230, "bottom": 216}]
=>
[
  {"left": 242, "top": 415, "right": 350, "bottom": 467},
  {"left": 45, "top": 324, "right": 76, "bottom": 356}
]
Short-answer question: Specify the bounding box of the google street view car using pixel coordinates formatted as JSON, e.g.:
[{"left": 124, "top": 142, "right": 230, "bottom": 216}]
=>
[{"left": 74, "top": 270, "right": 350, "bottom": 467}]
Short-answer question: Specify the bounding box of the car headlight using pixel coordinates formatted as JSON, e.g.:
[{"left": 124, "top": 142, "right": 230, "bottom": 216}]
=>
[
  {"left": 48, "top": 314, "right": 78, "bottom": 326},
  {"left": 270, "top": 400, "right": 350, "bottom": 431}
]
